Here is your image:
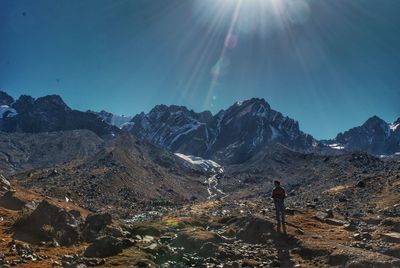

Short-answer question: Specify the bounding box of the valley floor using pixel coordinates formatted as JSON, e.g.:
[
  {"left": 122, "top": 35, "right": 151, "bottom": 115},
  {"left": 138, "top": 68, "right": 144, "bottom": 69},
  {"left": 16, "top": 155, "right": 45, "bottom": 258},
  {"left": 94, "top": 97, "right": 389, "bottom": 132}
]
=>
[{"left": 1, "top": 181, "right": 400, "bottom": 268}]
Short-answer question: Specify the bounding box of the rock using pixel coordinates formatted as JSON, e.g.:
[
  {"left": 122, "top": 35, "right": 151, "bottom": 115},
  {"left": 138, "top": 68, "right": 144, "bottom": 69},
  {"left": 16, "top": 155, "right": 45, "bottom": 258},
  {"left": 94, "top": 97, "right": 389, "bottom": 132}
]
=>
[
  {"left": 365, "top": 217, "right": 381, "bottom": 225},
  {"left": 355, "top": 180, "right": 366, "bottom": 187},
  {"left": 325, "top": 209, "right": 334, "bottom": 218},
  {"left": 234, "top": 216, "right": 275, "bottom": 244},
  {"left": 0, "top": 190, "right": 26, "bottom": 210},
  {"left": 13, "top": 199, "right": 80, "bottom": 246},
  {"left": 84, "top": 236, "right": 130, "bottom": 258},
  {"left": 52, "top": 260, "right": 62, "bottom": 267},
  {"left": 82, "top": 213, "right": 112, "bottom": 242},
  {"left": 198, "top": 242, "right": 218, "bottom": 257},
  {"left": 324, "top": 218, "right": 347, "bottom": 226},
  {"left": 270, "top": 260, "right": 281, "bottom": 267},
  {"left": 284, "top": 208, "right": 296, "bottom": 215},
  {"left": 129, "top": 225, "right": 162, "bottom": 237},
  {"left": 306, "top": 203, "right": 316, "bottom": 209},
  {"left": 104, "top": 225, "right": 128, "bottom": 238},
  {"left": 314, "top": 211, "right": 329, "bottom": 221},
  {"left": 173, "top": 228, "right": 223, "bottom": 252},
  {"left": 0, "top": 174, "right": 11, "bottom": 190},
  {"left": 382, "top": 245, "right": 400, "bottom": 258},
  {"left": 81, "top": 257, "right": 105, "bottom": 266},
  {"left": 381, "top": 232, "right": 400, "bottom": 243},
  {"left": 344, "top": 221, "right": 358, "bottom": 231}
]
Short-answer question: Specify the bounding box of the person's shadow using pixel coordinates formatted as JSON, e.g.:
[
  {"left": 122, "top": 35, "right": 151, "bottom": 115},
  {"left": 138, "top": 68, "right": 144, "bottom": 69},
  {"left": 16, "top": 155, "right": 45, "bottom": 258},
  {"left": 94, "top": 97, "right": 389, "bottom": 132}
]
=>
[{"left": 270, "top": 223, "right": 299, "bottom": 268}]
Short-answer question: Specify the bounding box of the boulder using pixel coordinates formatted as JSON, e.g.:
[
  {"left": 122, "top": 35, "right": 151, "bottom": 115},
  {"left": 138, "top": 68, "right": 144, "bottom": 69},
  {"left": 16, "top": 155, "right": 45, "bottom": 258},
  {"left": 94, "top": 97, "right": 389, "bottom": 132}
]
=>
[
  {"left": 84, "top": 236, "right": 132, "bottom": 258},
  {"left": 81, "top": 213, "right": 112, "bottom": 242},
  {"left": 13, "top": 199, "right": 80, "bottom": 246},
  {"left": 173, "top": 228, "right": 223, "bottom": 252},
  {"left": 0, "top": 190, "right": 26, "bottom": 210},
  {"left": 324, "top": 218, "right": 348, "bottom": 226},
  {"left": 0, "top": 174, "right": 11, "bottom": 191},
  {"left": 104, "top": 225, "right": 128, "bottom": 238},
  {"left": 355, "top": 180, "right": 366, "bottom": 188},
  {"left": 314, "top": 212, "right": 329, "bottom": 221},
  {"left": 235, "top": 216, "right": 275, "bottom": 244},
  {"left": 381, "top": 232, "right": 400, "bottom": 243}
]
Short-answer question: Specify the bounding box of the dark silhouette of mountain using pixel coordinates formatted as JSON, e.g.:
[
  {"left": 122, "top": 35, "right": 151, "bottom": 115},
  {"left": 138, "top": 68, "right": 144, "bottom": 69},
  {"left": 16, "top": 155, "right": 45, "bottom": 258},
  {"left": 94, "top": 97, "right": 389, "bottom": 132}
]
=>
[
  {"left": 0, "top": 90, "right": 14, "bottom": 106},
  {"left": 326, "top": 116, "right": 400, "bottom": 155},
  {"left": 1, "top": 93, "right": 120, "bottom": 138}
]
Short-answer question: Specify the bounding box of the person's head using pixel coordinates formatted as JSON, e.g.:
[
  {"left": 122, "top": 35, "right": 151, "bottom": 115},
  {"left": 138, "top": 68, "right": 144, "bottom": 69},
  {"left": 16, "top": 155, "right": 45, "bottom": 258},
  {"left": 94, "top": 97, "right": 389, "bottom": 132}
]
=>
[{"left": 274, "top": 180, "right": 280, "bottom": 187}]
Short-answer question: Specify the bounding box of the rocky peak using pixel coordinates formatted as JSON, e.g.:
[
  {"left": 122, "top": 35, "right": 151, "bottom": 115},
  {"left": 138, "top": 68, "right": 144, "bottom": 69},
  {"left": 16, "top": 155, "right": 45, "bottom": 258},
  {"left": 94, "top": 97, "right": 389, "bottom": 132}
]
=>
[
  {"left": 1, "top": 93, "right": 120, "bottom": 138},
  {"left": 128, "top": 98, "right": 316, "bottom": 164},
  {"left": 333, "top": 115, "right": 400, "bottom": 155},
  {"left": 12, "top": 95, "right": 35, "bottom": 113},
  {"left": 222, "top": 98, "right": 271, "bottom": 118},
  {"left": 0, "top": 91, "right": 14, "bottom": 106},
  {"left": 33, "top": 95, "right": 71, "bottom": 112},
  {"left": 362, "top": 115, "right": 388, "bottom": 129}
]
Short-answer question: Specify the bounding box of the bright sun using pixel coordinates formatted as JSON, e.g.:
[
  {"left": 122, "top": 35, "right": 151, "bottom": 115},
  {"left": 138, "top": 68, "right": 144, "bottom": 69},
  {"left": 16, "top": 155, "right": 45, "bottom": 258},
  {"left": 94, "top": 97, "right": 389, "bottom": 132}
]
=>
[
  {"left": 194, "top": 0, "right": 311, "bottom": 35},
  {"left": 191, "top": 0, "right": 312, "bottom": 108}
]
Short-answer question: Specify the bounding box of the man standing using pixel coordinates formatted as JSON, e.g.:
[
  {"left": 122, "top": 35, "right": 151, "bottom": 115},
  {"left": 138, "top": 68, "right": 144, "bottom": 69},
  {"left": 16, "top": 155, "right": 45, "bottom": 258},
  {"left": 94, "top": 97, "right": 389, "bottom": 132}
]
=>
[{"left": 272, "top": 180, "right": 287, "bottom": 233}]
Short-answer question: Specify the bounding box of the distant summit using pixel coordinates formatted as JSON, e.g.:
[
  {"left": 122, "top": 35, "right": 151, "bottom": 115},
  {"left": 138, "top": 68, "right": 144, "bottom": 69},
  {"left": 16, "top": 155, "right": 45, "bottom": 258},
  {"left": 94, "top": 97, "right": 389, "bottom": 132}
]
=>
[
  {"left": 0, "top": 92, "right": 120, "bottom": 138},
  {"left": 327, "top": 115, "right": 400, "bottom": 155},
  {"left": 88, "top": 110, "right": 133, "bottom": 129},
  {"left": 126, "top": 98, "right": 317, "bottom": 164},
  {"left": 0, "top": 91, "right": 14, "bottom": 106}
]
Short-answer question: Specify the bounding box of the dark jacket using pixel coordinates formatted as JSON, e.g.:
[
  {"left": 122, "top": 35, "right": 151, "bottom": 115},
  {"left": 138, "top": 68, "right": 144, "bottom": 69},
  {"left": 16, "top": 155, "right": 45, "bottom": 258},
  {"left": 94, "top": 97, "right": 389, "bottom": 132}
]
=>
[{"left": 272, "top": 186, "right": 286, "bottom": 200}]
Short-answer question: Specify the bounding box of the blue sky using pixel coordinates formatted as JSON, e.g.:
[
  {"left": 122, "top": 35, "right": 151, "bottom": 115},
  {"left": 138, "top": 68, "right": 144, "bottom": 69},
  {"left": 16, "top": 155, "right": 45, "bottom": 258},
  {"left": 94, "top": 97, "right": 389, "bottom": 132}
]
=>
[{"left": 1, "top": 0, "right": 399, "bottom": 139}]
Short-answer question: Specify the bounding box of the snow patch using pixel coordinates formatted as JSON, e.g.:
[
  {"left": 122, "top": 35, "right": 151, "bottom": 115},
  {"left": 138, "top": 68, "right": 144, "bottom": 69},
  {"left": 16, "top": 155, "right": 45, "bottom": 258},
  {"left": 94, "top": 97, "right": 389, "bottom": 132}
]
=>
[
  {"left": 170, "top": 122, "right": 201, "bottom": 146},
  {"left": 0, "top": 105, "right": 17, "bottom": 118},
  {"left": 390, "top": 123, "right": 400, "bottom": 131},
  {"left": 175, "top": 153, "right": 223, "bottom": 173},
  {"left": 329, "top": 143, "right": 345, "bottom": 150},
  {"left": 121, "top": 121, "right": 135, "bottom": 130},
  {"left": 110, "top": 115, "right": 132, "bottom": 128},
  {"left": 270, "top": 125, "right": 280, "bottom": 140}
]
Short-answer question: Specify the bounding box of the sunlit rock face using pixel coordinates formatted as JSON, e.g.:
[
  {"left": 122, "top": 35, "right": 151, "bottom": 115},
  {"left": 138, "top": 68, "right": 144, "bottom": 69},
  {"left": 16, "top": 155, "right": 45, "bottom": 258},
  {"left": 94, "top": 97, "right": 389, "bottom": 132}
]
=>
[
  {"left": 127, "top": 98, "right": 316, "bottom": 164},
  {"left": 331, "top": 116, "right": 400, "bottom": 156},
  {"left": 88, "top": 110, "right": 132, "bottom": 129}
]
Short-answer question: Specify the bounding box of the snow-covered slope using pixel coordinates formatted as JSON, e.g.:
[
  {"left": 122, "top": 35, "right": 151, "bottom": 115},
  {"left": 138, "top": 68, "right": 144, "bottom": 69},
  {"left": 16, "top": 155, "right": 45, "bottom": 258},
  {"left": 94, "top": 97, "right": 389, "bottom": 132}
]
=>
[
  {"left": 0, "top": 105, "right": 17, "bottom": 118},
  {"left": 174, "top": 153, "right": 223, "bottom": 173}
]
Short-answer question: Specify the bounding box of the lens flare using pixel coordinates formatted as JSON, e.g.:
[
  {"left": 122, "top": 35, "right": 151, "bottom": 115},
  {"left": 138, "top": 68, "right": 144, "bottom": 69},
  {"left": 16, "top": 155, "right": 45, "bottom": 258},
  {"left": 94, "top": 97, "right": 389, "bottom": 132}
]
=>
[{"left": 191, "top": 0, "right": 313, "bottom": 109}]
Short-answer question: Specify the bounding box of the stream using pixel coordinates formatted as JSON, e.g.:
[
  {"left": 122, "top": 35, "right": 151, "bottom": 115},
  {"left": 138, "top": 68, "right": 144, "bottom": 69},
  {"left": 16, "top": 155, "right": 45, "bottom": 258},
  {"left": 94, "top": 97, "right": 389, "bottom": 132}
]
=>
[{"left": 205, "top": 173, "right": 229, "bottom": 200}]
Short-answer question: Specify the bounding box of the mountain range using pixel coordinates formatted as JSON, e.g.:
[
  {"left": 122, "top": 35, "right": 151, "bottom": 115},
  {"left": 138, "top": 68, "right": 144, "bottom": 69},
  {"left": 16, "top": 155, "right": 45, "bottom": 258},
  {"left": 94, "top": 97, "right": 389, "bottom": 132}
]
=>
[{"left": 1, "top": 90, "right": 399, "bottom": 164}]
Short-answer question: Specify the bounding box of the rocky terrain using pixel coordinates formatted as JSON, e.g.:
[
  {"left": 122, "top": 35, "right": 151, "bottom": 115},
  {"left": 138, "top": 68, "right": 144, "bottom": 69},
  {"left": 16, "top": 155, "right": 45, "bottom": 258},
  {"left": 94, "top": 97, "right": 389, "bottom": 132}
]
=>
[
  {"left": 10, "top": 134, "right": 209, "bottom": 217},
  {"left": 0, "top": 130, "right": 104, "bottom": 175},
  {"left": 0, "top": 90, "right": 399, "bottom": 267},
  {"left": 0, "top": 166, "right": 400, "bottom": 268}
]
